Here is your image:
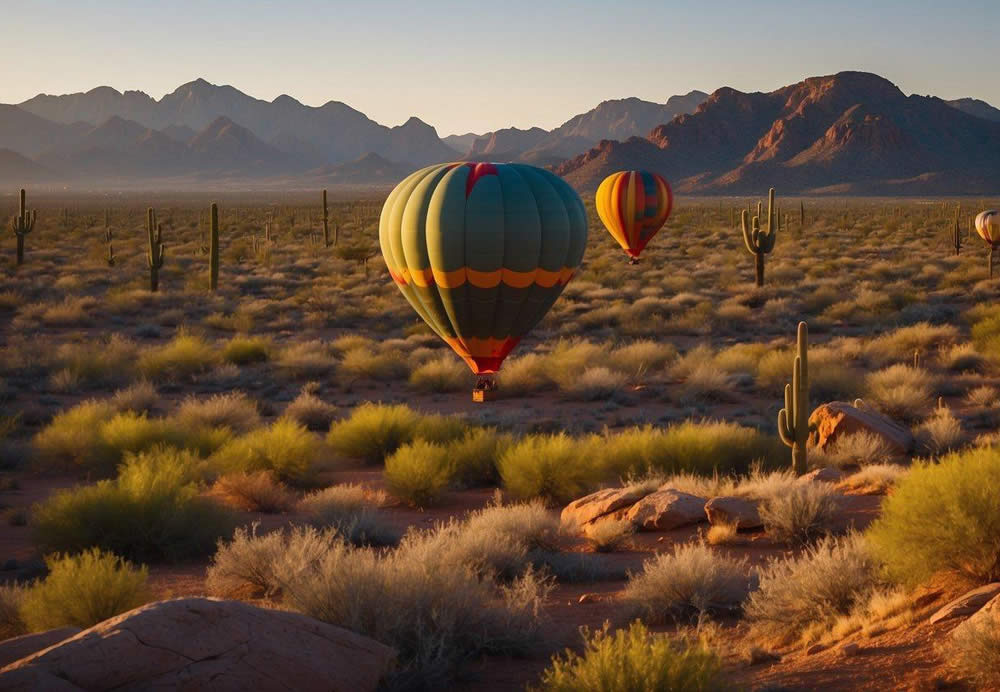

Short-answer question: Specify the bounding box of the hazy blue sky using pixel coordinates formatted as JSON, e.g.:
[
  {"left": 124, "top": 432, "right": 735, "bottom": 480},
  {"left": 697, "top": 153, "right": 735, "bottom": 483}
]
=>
[{"left": 2, "top": 0, "right": 997, "bottom": 135}]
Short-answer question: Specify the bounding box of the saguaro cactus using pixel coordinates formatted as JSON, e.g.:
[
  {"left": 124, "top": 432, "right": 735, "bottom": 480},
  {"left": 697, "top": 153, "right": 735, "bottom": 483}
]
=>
[
  {"left": 146, "top": 208, "right": 164, "bottom": 291},
  {"left": 322, "top": 189, "right": 332, "bottom": 247},
  {"left": 953, "top": 213, "right": 962, "bottom": 256},
  {"left": 10, "top": 188, "right": 36, "bottom": 265},
  {"left": 741, "top": 187, "right": 778, "bottom": 286},
  {"left": 778, "top": 321, "right": 810, "bottom": 476},
  {"left": 209, "top": 203, "right": 219, "bottom": 291}
]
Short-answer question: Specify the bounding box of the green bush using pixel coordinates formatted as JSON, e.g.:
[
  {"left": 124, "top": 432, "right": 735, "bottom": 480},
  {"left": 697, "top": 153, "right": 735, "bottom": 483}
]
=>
[
  {"left": 326, "top": 403, "right": 469, "bottom": 464},
  {"left": 866, "top": 446, "right": 1000, "bottom": 584},
  {"left": 221, "top": 335, "right": 272, "bottom": 365},
  {"left": 408, "top": 355, "right": 468, "bottom": 392},
  {"left": 0, "top": 583, "right": 26, "bottom": 639},
  {"left": 210, "top": 418, "right": 318, "bottom": 483},
  {"left": 32, "top": 449, "right": 236, "bottom": 562},
  {"left": 34, "top": 401, "right": 231, "bottom": 476},
  {"left": 499, "top": 434, "right": 602, "bottom": 504},
  {"left": 20, "top": 548, "right": 149, "bottom": 631},
  {"left": 446, "top": 428, "right": 510, "bottom": 487},
  {"left": 138, "top": 331, "right": 219, "bottom": 380},
  {"left": 533, "top": 621, "right": 723, "bottom": 692},
  {"left": 384, "top": 440, "right": 452, "bottom": 507}
]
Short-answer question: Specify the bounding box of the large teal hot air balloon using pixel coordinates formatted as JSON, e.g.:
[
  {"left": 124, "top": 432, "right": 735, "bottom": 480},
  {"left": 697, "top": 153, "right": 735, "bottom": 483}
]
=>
[{"left": 379, "top": 162, "right": 587, "bottom": 379}]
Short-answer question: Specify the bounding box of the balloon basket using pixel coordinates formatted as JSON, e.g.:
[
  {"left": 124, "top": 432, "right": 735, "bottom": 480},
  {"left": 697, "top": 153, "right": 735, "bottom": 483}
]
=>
[
  {"left": 473, "top": 377, "right": 497, "bottom": 403},
  {"left": 628, "top": 257, "right": 640, "bottom": 265}
]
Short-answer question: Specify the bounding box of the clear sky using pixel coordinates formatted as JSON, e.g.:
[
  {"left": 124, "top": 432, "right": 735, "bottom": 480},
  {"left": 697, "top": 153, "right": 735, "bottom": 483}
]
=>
[{"left": 2, "top": 0, "right": 997, "bottom": 136}]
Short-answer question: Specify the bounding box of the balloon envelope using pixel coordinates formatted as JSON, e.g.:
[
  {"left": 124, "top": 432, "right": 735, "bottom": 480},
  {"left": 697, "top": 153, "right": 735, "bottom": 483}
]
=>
[
  {"left": 976, "top": 210, "right": 1000, "bottom": 245},
  {"left": 379, "top": 162, "right": 588, "bottom": 374},
  {"left": 595, "top": 170, "right": 673, "bottom": 259}
]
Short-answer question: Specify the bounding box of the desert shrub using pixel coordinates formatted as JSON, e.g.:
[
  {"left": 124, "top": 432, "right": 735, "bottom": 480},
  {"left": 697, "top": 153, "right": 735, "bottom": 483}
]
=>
[
  {"left": 52, "top": 335, "right": 137, "bottom": 389},
  {"left": 221, "top": 335, "right": 271, "bottom": 365},
  {"left": 138, "top": 331, "right": 219, "bottom": 380},
  {"left": 622, "top": 543, "right": 748, "bottom": 621},
  {"left": 32, "top": 449, "right": 235, "bottom": 562},
  {"left": 745, "top": 535, "right": 880, "bottom": 646},
  {"left": 206, "top": 524, "right": 338, "bottom": 599},
  {"left": 759, "top": 483, "right": 837, "bottom": 546},
  {"left": 757, "top": 346, "right": 862, "bottom": 400},
  {"left": 815, "top": 431, "right": 897, "bottom": 468},
  {"left": 210, "top": 471, "right": 294, "bottom": 512},
  {"left": 565, "top": 367, "right": 628, "bottom": 401},
  {"left": 533, "top": 621, "right": 722, "bottom": 692},
  {"left": 599, "top": 422, "right": 784, "bottom": 479},
  {"left": 583, "top": 518, "right": 635, "bottom": 553},
  {"left": 275, "top": 340, "right": 337, "bottom": 377},
  {"left": 676, "top": 361, "right": 733, "bottom": 402},
  {"left": 866, "top": 322, "right": 958, "bottom": 365},
  {"left": 326, "top": 403, "right": 422, "bottom": 464},
  {"left": 111, "top": 381, "right": 159, "bottom": 413},
  {"left": 609, "top": 340, "right": 677, "bottom": 379},
  {"left": 280, "top": 533, "right": 551, "bottom": 689},
  {"left": 175, "top": 392, "right": 261, "bottom": 433},
  {"left": 339, "top": 346, "right": 409, "bottom": 381},
  {"left": 408, "top": 356, "right": 468, "bottom": 392},
  {"left": 19, "top": 548, "right": 149, "bottom": 631},
  {"left": 326, "top": 403, "right": 468, "bottom": 464},
  {"left": 283, "top": 390, "right": 338, "bottom": 431},
  {"left": 385, "top": 440, "right": 452, "bottom": 507},
  {"left": 0, "top": 583, "right": 26, "bottom": 639},
  {"left": 915, "top": 408, "right": 964, "bottom": 455},
  {"left": 940, "top": 343, "right": 988, "bottom": 373},
  {"left": 34, "top": 402, "right": 230, "bottom": 476},
  {"left": 445, "top": 428, "right": 509, "bottom": 487},
  {"left": 211, "top": 419, "right": 318, "bottom": 483},
  {"left": 296, "top": 484, "right": 398, "bottom": 546},
  {"left": 499, "top": 434, "right": 601, "bottom": 503},
  {"left": 947, "top": 609, "right": 1000, "bottom": 689},
  {"left": 498, "top": 353, "right": 551, "bottom": 395},
  {"left": 866, "top": 446, "right": 1000, "bottom": 584},
  {"left": 839, "top": 464, "right": 908, "bottom": 494},
  {"left": 865, "top": 364, "right": 934, "bottom": 421}
]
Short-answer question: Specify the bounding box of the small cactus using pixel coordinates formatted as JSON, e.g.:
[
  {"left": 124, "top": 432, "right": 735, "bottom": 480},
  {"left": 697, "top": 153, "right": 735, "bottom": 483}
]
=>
[
  {"left": 778, "top": 321, "right": 810, "bottom": 476},
  {"left": 146, "top": 208, "right": 164, "bottom": 291},
  {"left": 322, "top": 189, "right": 332, "bottom": 247},
  {"left": 105, "top": 221, "right": 115, "bottom": 267},
  {"left": 209, "top": 203, "right": 219, "bottom": 291},
  {"left": 741, "top": 187, "right": 778, "bottom": 287},
  {"left": 953, "top": 214, "right": 962, "bottom": 256},
  {"left": 9, "top": 188, "right": 36, "bottom": 265}
]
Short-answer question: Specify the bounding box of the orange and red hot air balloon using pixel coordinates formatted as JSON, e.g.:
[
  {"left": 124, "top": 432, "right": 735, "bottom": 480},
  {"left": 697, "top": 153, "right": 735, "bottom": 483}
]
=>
[{"left": 595, "top": 170, "right": 673, "bottom": 263}]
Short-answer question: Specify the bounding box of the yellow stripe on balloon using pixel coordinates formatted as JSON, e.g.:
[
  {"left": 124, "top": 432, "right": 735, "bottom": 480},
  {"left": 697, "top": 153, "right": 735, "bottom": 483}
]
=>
[{"left": 391, "top": 264, "right": 575, "bottom": 289}]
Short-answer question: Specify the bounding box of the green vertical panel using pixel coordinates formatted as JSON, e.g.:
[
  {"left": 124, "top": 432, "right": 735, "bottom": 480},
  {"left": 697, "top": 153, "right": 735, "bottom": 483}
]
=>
[
  {"left": 509, "top": 165, "right": 571, "bottom": 336},
  {"left": 464, "top": 172, "right": 505, "bottom": 339},
  {"left": 380, "top": 165, "right": 444, "bottom": 338},
  {"left": 427, "top": 165, "right": 471, "bottom": 341},
  {"left": 493, "top": 165, "right": 542, "bottom": 340},
  {"left": 540, "top": 169, "right": 588, "bottom": 268},
  {"left": 400, "top": 165, "right": 457, "bottom": 338}
]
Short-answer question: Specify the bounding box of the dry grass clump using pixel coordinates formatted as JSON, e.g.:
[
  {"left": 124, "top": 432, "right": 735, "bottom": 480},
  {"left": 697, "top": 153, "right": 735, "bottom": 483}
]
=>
[
  {"left": 138, "top": 331, "right": 219, "bottom": 380},
  {"left": 966, "top": 385, "right": 999, "bottom": 408},
  {"left": 745, "top": 534, "right": 881, "bottom": 646},
  {"left": 622, "top": 542, "right": 748, "bottom": 621},
  {"left": 339, "top": 345, "right": 409, "bottom": 381},
  {"left": 210, "top": 470, "right": 295, "bottom": 512},
  {"left": 565, "top": 366, "right": 628, "bottom": 401},
  {"left": 0, "top": 584, "right": 27, "bottom": 639},
  {"left": 865, "top": 364, "right": 935, "bottom": 421},
  {"left": 296, "top": 483, "right": 398, "bottom": 546},
  {"left": 408, "top": 355, "right": 468, "bottom": 392},
  {"left": 283, "top": 389, "right": 338, "bottom": 431},
  {"left": 813, "top": 431, "right": 898, "bottom": 468},
  {"left": 175, "top": 392, "right": 261, "bottom": 433},
  {"left": 221, "top": 335, "right": 272, "bottom": 365},
  {"left": 110, "top": 381, "right": 159, "bottom": 413},
  {"left": 915, "top": 407, "right": 964, "bottom": 455},
  {"left": 384, "top": 440, "right": 453, "bottom": 507},
  {"left": 499, "top": 434, "right": 602, "bottom": 504},
  {"left": 51, "top": 335, "right": 137, "bottom": 389},
  {"left": 326, "top": 403, "right": 468, "bottom": 465},
  {"left": 676, "top": 361, "right": 733, "bottom": 403},
  {"left": 583, "top": 518, "right": 635, "bottom": 553},
  {"left": 275, "top": 340, "right": 337, "bottom": 377},
  {"left": 947, "top": 608, "right": 1000, "bottom": 689},
  {"left": 533, "top": 621, "right": 723, "bottom": 692},
  {"left": 838, "top": 464, "right": 908, "bottom": 494},
  {"left": 866, "top": 322, "right": 958, "bottom": 365},
  {"left": 19, "top": 548, "right": 149, "bottom": 631},
  {"left": 609, "top": 340, "right": 677, "bottom": 380},
  {"left": 759, "top": 483, "right": 837, "bottom": 546},
  {"left": 940, "top": 343, "right": 988, "bottom": 373},
  {"left": 498, "top": 353, "right": 551, "bottom": 395}
]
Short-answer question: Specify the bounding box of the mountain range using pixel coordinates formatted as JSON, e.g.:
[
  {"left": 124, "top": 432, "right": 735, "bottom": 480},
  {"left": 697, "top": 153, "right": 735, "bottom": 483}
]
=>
[{"left": 1, "top": 73, "right": 998, "bottom": 193}]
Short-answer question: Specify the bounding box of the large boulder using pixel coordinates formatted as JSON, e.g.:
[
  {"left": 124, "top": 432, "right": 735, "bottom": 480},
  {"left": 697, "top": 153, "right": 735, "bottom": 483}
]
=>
[
  {"left": 0, "top": 628, "right": 80, "bottom": 668},
  {"left": 625, "top": 489, "right": 707, "bottom": 531},
  {"left": 950, "top": 592, "right": 1000, "bottom": 640},
  {"left": 561, "top": 486, "right": 651, "bottom": 529},
  {"left": 704, "top": 496, "right": 763, "bottom": 530},
  {"left": 809, "top": 401, "right": 913, "bottom": 455},
  {"left": 929, "top": 583, "right": 1000, "bottom": 624},
  {"left": 0, "top": 598, "right": 394, "bottom": 692}
]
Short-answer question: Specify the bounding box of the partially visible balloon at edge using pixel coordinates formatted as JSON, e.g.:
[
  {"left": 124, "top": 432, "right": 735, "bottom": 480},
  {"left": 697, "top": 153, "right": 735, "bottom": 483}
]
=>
[
  {"left": 976, "top": 210, "right": 1000, "bottom": 245},
  {"left": 379, "top": 162, "right": 588, "bottom": 375},
  {"left": 595, "top": 170, "right": 673, "bottom": 259}
]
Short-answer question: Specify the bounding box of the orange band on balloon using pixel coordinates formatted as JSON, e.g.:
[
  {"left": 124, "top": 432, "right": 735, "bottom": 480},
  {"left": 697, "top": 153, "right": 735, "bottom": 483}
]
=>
[{"left": 390, "top": 264, "right": 575, "bottom": 289}]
